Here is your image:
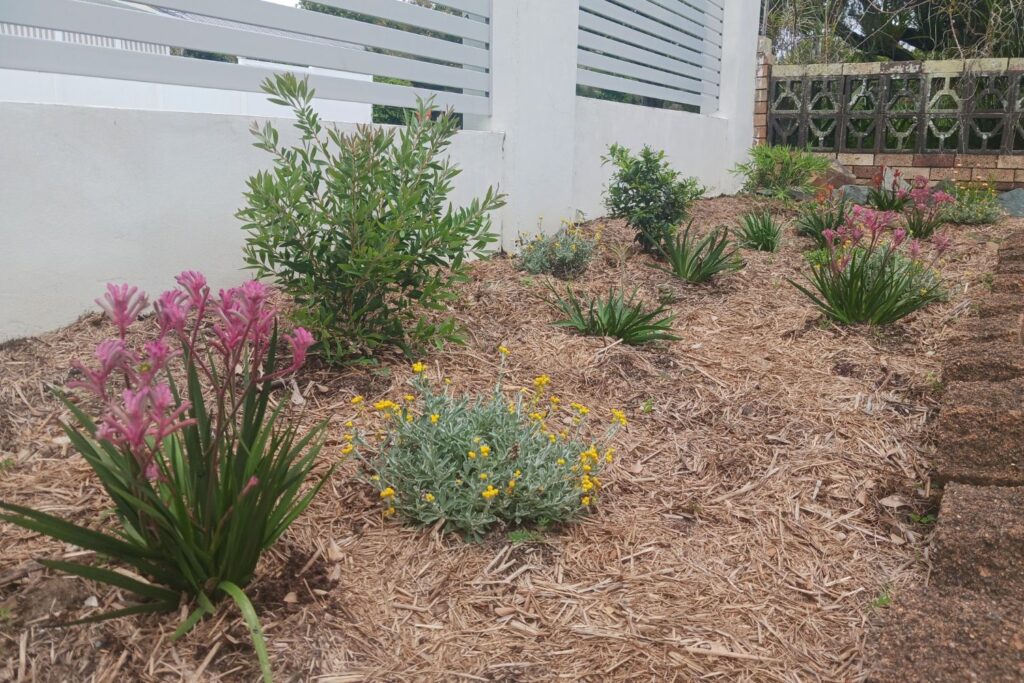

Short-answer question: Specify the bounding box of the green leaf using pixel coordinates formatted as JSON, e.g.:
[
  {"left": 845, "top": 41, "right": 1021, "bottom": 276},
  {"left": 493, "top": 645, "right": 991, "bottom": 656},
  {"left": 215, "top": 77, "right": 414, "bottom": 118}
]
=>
[{"left": 218, "top": 581, "right": 273, "bottom": 683}]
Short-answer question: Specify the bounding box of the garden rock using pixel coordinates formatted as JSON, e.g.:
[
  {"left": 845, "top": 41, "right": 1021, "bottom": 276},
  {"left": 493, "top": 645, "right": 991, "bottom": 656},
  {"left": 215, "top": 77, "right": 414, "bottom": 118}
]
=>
[
  {"left": 838, "top": 184, "right": 869, "bottom": 205},
  {"left": 998, "top": 188, "right": 1024, "bottom": 217},
  {"left": 932, "top": 483, "right": 1024, "bottom": 598},
  {"left": 933, "top": 379, "right": 1024, "bottom": 487},
  {"left": 812, "top": 159, "right": 856, "bottom": 189}
]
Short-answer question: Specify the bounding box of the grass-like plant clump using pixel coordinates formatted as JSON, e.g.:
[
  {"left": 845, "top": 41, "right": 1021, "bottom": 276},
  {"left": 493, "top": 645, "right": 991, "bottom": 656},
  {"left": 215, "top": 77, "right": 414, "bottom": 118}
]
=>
[
  {"left": 549, "top": 286, "right": 679, "bottom": 345},
  {"left": 0, "top": 274, "right": 331, "bottom": 682},
  {"left": 736, "top": 210, "right": 782, "bottom": 252},
  {"left": 796, "top": 187, "right": 850, "bottom": 249},
  {"left": 359, "top": 358, "right": 624, "bottom": 538},
  {"left": 238, "top": 74, "right": 505, "bottom": 364},
  {"left": 518, "top": 220, "right": 597, "bottom": 279},
  {"left": 942, "top": 181, "right": 1004, "bottom": 225},
  {"left": 866, "top": 166, "right": 911, "bottom": 212},
  {"left": 656, "top": 221, "right": 742, "bottom": 283},
  {"left": 790, "top": 206, "right": 950, "bottom": 325},
  {"left": 603, "top": 143, "right": 704, "bottom": 253},
  {"left": 730, "top": 145, "right": 830, "bottom": 201},
  {"left": 902, "top": 176, "right": 955, "bottom": 238}
]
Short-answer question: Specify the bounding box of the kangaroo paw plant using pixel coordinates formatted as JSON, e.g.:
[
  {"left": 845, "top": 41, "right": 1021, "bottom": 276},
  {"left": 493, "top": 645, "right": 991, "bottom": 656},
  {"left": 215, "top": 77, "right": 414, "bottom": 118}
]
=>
[
  {"left": 789, "top": 206, "right": 950, "bottom": 325},
  {"left": 0, "top": 273, "right": 332, "bottom": 682}
]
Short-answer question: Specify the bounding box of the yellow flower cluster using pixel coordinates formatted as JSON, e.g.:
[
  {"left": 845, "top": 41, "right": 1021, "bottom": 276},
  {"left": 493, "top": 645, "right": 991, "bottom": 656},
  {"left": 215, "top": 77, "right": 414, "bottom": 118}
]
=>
[
  {"left": 570, "top": 402, "right": 590, "bottom": 415},
  {"left": 611, "top": 409, "right": 627, "bottom": 427},
  {"left": 498, "top": 345, "right": 510, "bottom": 356},
  {"left": 374, "top": 399, "right": 399, "bottom": 411},
  {"left": 482, "top": 485, "right": 500, "bottom": 500},
  {"left": 533, "top": 375, "right": 551, "bottom": 389},
  {"left": 411, "top": 361, "right": 427, "bottom": 374}
]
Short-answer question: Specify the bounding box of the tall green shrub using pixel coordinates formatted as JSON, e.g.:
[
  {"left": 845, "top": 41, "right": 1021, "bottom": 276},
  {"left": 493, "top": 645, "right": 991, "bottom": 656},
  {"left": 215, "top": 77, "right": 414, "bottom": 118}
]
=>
[
  {"left": 602, "top": 144, "right": 704, "bottom": 253},
  {"left": 238, "top": 74, "right": 506, "bottom": 363}
]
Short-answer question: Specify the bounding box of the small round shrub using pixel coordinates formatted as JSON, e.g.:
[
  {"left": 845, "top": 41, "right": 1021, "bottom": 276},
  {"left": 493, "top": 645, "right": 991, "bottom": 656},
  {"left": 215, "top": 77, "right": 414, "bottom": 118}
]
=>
[
  {"left": 356, "top": 357, "right": 624, "bottom": 538},
  {"left": 518, "top": 222, "right": 597, "bottom": 279}
]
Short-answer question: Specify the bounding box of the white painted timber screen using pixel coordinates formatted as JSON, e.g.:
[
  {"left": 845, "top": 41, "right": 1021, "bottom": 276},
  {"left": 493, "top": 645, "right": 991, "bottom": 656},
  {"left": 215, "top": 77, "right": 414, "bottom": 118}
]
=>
[
  {"left": 0, "top": 0, "right": 492, "bottom": 114},
  {"left": 576, "top": 0, "right": 723, "bottom": 113}
]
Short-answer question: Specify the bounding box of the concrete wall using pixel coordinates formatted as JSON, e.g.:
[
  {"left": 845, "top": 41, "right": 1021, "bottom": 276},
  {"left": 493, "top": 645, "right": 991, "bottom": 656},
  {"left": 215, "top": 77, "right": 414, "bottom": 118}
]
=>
[
  {"left": 0, "top": 67, "right": 373, "bottom": 123},
  {"left": 571, "top": 97, "right": 735, "bottom": 220},
  {"left": 0, "top": 102, "right": 503, "bottom": 341}
]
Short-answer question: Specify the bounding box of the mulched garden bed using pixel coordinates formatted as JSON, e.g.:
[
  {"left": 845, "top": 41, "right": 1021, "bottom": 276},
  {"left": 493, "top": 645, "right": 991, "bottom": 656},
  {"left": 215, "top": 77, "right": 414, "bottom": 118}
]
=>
[{"left": 1, "top": 195, "right": 1021, "bottom": 681}]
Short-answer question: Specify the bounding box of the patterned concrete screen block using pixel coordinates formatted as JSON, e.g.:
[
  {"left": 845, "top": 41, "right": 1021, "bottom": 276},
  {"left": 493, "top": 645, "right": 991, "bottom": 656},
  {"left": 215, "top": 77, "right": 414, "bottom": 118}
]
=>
[
  {"left": 999, "top": 188, "right": 1024, "bottom": 217},
  {"left": 867, "top": 588, "right": 1024, "bottom": 683},
  {"left": 934, "top": 379, "right": 1024, "bottom": 486},
  {"left": 932, "top": 483, "right": 1024, "bottom": 597},
  {"left": 768, "top": 61, "right": 1024, "bottom": 156}
]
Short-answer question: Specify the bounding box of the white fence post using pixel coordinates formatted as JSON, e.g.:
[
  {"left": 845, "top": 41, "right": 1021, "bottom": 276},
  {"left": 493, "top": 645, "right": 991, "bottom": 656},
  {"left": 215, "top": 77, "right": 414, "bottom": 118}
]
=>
[
  {"left": 715, "top": 0, "right": 759, "bottom": 192},
  {"left": 465, "top": 0, "right": 581, "bottom": 249}
]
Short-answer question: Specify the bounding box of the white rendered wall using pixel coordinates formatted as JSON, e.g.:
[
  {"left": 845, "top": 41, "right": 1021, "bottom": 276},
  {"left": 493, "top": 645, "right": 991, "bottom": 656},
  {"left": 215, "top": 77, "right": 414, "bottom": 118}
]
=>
[
  {"left": 571, "top": 97, "right": 735, "bottom": 220},
  {"left": 0, "top": 67, "right": 373, "bottom": 122},
  {"left": 0, "top": 103, "right": 503, "bottom": 341}
]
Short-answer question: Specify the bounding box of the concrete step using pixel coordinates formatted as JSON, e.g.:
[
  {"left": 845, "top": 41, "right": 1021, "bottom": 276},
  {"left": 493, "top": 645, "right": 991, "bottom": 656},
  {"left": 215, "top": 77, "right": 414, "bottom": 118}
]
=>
[
  {"left": 942, "top": 338, "right": 1024, "bottom": 383},
  {"left": 931, "top": 483, "right": 1024, "bottom": 597},
  {"left": 934, "top": 380, "right": 1024, "bottom": 486},
  {"left": 868, "top": 589, "right": 1024, "bottom": 683}
]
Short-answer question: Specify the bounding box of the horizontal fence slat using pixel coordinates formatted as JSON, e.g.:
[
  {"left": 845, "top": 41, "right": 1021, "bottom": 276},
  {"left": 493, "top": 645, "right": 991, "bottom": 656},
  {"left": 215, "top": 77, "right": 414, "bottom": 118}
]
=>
[
  {"left": 649, "top": 0, "right": 723, "bottom": 32},
  {"left": 304, "top": 0, "right": 489, "bottom": 42},
  {"left": 580, "top": 0, "right": 721, "bottom": 60},
  {"left": 577, "top": 28, "right": 719, "bottom": 81},
  {"left": 610, "top": 0, "right": 721, "bottom": 46},
  {"left": 578, "top": 30, "right": 719, "bottom": 86},
  {"left": 577, "top": 67, "right": 715, "bottom": 111},
  {"left": 578, "top": 49, "right": 718, "bottom": 97},
  {"left": 578, "top": 11, "right": 720, "bottom": 73},
  {"left": 0, "top": 35, "right": 491, "bottom": 114},
  {"left": 0, "top": 0, "right": 488, "bottom": 91},
  {"left": 98, "top": 0, "right": 491, "bottom": 69},
  {"left": 430, "top": 0, "right": 491, "bottom": 18}
]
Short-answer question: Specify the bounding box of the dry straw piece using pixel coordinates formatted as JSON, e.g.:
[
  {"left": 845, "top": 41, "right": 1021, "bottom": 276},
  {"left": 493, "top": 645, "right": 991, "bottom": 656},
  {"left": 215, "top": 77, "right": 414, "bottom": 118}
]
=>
[{"left": 1, "top": 196, "right": 1020, "bottom": 681}]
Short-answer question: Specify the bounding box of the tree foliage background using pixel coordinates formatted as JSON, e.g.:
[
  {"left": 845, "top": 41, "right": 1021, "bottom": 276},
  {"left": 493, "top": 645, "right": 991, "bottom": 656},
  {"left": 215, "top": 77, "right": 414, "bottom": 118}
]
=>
[{"left": 763, "top": 0, "right": 1024, "bottom": 64}]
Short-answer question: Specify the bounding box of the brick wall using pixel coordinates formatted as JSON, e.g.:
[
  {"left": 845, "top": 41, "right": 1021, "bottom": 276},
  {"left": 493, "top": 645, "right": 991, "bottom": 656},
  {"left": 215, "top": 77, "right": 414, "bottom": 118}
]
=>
[
  {"left": 820, "top": 152, "right": 1024, "bottom": 190},
  {"left": 753, "top": 36, "right": 772, "bottom": 146}
]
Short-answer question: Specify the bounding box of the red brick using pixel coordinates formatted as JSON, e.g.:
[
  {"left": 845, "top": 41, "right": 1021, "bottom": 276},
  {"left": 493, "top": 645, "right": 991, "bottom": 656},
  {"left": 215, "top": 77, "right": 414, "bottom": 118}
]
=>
[
  {"left": 1016, "top": 170, "right": 1024, "bottom": 183},
  {"left": 930, "top": 167, "right": 974, "bottom": 181},
  {"left": 913, "top": 153, "right": 955, "bottom": 167},
  {"left": 875, "top": 153, "right": 914, "bottom": 167},
  {"left": 954, "top": 155, "right": 997, "bottom": 168},
  {"left": 754, "top": 100, "right": 767, "bottom": 115},
  {"left": 998, "top": 155, "right": 1024, "bottom": 169},
  {"left": 974, "top": 168, "right": 1015, "bottom": 182},
  {"left": 852, "top": 165, "right": 878, "bottom": 179}
]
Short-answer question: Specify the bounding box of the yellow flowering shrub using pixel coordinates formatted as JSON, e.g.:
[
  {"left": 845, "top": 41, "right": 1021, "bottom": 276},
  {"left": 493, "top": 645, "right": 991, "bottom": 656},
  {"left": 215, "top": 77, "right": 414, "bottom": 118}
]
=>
[{"left": 358, "top": 356, "right": 625, "bottom": 537}]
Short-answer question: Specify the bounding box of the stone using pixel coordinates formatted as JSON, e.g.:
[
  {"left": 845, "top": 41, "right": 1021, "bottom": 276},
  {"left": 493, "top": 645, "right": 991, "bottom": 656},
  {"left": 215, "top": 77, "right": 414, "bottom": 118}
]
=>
[
  {"left": 932, "top": 483, "right": 1024, "bottom": 597},
  {"left": 999, "top": 188, "right": 1024, "bottom": 217},
  {"left": 812, "top": 159, "right": 856, "bottom": 189},
  {"left": 934, "top": 379, "right": 1024, "bottom": 487},
  {"left": 838, "top": 184, "right": 869, "bottom": 205}
]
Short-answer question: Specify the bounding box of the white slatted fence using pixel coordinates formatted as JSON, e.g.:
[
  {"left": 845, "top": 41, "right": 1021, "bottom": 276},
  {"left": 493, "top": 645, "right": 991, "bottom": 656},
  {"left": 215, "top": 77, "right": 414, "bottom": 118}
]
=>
[
  {"left": 577, "top": 0, "right": 723, "bottom": 112},
  {"left": 0, "top": 0, "right": 492, "bottom": 114}
]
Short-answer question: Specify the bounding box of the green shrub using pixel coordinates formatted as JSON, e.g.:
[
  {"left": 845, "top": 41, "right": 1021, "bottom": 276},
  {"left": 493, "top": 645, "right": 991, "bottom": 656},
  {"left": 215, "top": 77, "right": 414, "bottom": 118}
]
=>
[
  {"left": 361, "top": 361, "right": 623, "bottom": 538},
  {"left": 602, "top": 143, "right": 704, "bottom": 252},
  {"left": 238, "top": 74, "right": 506, "bottom": 363},
  {"left": 943, "top": 182, "right": 1004, "bottom": 225},
  {"left": 730, "top": 145, "right": 830, "bottom": 200},
  {"left": 790, "top": 208, "right": 949, "bottom": 325},
  {"left": 796, "top": 192, "right": 850, "bottom": 249},
  {"left": 655, "top": 221, "right": 742, "bottom": 283},
  {"left": 736, "top": 210, "right": 782, "bottom": 252},
  {"left": 550, "top": 286, "right": 679, "bottom": 345},
  {"left": 0, "top": 275, "right": 330, "bottom": 682},
  {"left": 518, "top": 220, "right": 596, "bottom": 279}
]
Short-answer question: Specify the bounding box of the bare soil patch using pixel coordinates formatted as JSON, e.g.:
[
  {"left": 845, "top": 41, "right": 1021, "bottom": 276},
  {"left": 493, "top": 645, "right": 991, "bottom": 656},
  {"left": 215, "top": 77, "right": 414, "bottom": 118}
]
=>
[{"left": 2, "top": 197, "right": 1022, "bottom": 681}]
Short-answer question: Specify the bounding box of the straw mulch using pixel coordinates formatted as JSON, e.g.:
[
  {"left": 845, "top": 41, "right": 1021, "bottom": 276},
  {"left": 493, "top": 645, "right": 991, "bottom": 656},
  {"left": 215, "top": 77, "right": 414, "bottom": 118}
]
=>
[{"left": 2, "top": 196, "right": 1020, "bottom": 682}]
